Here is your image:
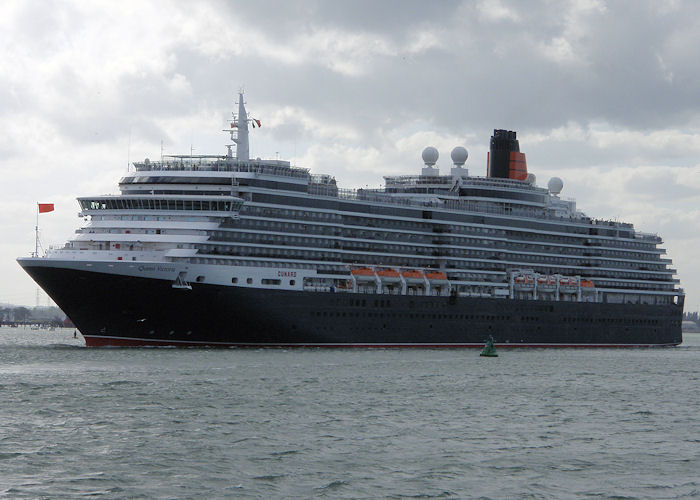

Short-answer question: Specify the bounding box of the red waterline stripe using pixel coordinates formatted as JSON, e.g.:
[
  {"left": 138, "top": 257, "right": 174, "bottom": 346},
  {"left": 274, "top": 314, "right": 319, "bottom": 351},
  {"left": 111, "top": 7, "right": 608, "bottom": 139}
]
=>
[{"left": 83, "top": 336, "right": 679, "bottom": 348}]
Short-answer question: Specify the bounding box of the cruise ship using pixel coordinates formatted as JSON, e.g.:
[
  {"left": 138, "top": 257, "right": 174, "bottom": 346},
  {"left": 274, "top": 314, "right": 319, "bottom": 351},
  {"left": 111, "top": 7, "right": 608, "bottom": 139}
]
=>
[{"left": 18, "top": 94, "right": 684, "bottom": 347}]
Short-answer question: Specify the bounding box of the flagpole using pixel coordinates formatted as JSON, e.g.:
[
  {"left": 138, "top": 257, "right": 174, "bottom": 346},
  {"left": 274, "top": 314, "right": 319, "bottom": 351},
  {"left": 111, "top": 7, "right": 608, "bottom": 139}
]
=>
[{"left": 35, "top": 203, "right": 39, "bottom": 257}]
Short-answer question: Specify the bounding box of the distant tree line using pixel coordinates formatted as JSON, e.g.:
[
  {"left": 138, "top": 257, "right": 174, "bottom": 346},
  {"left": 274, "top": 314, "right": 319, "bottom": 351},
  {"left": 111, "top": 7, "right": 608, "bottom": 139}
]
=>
[{"left": 0, "top": 305, "right": 69, "bottom": 327}]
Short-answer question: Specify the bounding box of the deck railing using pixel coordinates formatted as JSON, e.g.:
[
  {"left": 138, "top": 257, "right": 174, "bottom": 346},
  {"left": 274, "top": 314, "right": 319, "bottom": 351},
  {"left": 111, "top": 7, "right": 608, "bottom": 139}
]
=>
[{"left": 131, "top": 158, "right": 651, "bottom": 236}]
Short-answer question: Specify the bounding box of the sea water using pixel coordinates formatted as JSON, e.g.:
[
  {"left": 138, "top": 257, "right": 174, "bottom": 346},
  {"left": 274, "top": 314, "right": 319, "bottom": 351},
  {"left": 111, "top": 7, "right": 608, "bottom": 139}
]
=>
[{"left": 1, "top": 326, "right": 699, "bottom": 499}]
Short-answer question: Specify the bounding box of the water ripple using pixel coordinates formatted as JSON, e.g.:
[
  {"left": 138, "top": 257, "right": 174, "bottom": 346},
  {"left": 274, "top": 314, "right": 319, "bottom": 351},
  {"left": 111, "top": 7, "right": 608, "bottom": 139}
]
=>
[{"left": 1, "top": 327, "right": 699, "bottom": 498}]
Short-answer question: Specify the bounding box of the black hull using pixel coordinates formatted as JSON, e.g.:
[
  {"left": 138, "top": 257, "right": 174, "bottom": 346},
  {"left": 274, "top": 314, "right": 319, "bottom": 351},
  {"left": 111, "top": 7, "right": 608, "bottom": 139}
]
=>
[{"left": 22, "top": 265, "right": 683, "bottom": 347}]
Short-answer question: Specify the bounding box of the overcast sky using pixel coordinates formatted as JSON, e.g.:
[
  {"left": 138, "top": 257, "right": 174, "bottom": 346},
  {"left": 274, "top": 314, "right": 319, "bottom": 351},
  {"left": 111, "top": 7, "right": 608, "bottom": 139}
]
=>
[{"left": 2, "top": 0, "right": 699, "bottom": 310}]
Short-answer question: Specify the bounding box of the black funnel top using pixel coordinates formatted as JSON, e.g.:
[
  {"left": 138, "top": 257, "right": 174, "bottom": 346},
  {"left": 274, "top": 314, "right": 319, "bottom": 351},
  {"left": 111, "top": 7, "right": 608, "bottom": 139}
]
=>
[{"left": 488, "top": 129, "right": 525, "bottom": 179}]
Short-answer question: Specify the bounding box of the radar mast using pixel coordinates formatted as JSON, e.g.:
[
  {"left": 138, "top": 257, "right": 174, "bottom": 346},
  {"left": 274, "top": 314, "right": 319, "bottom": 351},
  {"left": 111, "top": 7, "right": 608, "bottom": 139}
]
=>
[{"left": 225, "top": 91, "right": 260, "bottom": 161}]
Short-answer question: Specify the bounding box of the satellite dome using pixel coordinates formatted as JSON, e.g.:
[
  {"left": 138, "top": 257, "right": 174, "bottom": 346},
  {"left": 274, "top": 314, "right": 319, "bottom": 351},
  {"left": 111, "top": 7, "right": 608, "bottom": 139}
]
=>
[
  {"left": 450, "top": 146, "right": 468, "bottom": 166},
  {"left": 525, "top": 173, "right": 536, "bottom": 185},
  {"left": 422, "top": 146, "right": 439, "bottom": 166},
  {"left": 548, "top": 177, "right": 564, "bottom": 195}
]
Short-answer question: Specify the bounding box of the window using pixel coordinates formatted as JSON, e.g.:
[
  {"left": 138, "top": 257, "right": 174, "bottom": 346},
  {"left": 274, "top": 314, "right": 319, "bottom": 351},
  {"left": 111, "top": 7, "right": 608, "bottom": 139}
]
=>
[
  {"left": 290, "top": 280, "right": 295, "bottom": 285},
  {"left": 262, "top": 279, "right": 281, "bottom": 285},
  {"left": 246, "top": 278, "right": 252, "bottom": 284},
  {"left": 232, "top": 277, "right": 238, "bottom": 284}
]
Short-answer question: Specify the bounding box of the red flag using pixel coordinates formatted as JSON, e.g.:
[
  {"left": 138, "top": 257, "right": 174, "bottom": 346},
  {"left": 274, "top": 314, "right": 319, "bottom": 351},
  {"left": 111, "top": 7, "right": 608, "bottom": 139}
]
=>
[
  {"left": 38, "top": 203, "right": 54, "bottom": 213},
  {"left": 254, "top": 119, "right": 261, "bottom": 128}
]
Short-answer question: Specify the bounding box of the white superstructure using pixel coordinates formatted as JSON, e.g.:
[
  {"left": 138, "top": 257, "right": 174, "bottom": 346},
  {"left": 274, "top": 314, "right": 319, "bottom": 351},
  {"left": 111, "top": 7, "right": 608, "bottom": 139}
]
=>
[{"left": 40, "top": 94, "right": 681, "bottom": 307}]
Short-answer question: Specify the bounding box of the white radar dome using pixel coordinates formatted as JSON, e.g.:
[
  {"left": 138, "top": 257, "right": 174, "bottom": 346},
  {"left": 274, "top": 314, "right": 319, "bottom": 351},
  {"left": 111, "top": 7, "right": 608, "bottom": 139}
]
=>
[
  {"left": 525, "top": 173, "right": 536, "bottom": 185},
  {"left": 422, "top": 146, "right": 439, "bottom": 166},
  {"left": 450, "top": 146, "right": 468, "bottom": 166},
  {"left": 548, "top": 177, "right": 564, "bottom": 195}
]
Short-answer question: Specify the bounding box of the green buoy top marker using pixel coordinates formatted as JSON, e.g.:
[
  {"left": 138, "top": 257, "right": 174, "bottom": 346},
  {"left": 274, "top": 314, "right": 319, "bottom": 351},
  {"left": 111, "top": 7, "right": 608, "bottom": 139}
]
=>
[{"left": 480, "top": 335, "right": 498, "bottom": 357}]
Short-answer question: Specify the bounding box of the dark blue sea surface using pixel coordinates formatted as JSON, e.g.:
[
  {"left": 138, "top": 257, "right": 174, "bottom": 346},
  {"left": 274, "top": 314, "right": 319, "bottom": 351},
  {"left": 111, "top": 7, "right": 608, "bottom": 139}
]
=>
[{"left": 1, "top": 326, "right": 699, "bottom": 499}]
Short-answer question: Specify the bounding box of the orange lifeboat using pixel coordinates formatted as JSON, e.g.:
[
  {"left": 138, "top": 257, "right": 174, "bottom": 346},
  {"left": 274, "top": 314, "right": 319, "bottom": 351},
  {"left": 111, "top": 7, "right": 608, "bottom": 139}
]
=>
[
  {"left": 559, "top": 277, "right": 578, "bottom": 293},
  {"left": 514, "top": 275, "right": 534, "bottom": 290},
  {"left": 376, "top": 269, "right": 401, "bottom": 283},
  {"left": 538, "top": 276, "right": 556, "bottom": 292},
  {"left": 580, "top": 279, "right": 595, "bottom": 288},
  {"left": 376, "top": 269, "right": 400, "bottom": 278},
  {"left": 425, "top": 271, "right": 448, "bottom": 281},
  {"left": 351, "top": 267, "right": 375, "bottom": 277}
]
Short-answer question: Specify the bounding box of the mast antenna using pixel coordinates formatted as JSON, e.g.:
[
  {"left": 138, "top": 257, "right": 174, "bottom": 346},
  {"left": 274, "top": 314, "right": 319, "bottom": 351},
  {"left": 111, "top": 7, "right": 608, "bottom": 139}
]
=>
[
  {"left": 34, "top": 211, "right": 45, "bottom": 257},
  {"left": 223, "top": 90, "right": 259, "bottom": 162}
]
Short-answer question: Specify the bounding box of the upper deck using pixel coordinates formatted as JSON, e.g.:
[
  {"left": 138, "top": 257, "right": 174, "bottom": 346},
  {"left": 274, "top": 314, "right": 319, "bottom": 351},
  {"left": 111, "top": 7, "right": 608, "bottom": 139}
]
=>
[
  {"left": 124, "top": 94, "right": 659, "bottom": 245},
  {"left": 133, "top": 155, "right": 311, "bottom": 181}
]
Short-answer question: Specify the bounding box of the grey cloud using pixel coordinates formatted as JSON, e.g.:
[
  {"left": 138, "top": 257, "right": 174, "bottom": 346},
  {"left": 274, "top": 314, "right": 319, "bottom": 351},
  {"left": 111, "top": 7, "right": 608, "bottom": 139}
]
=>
[
  {"left": 10, "top": 0, "right": 700, "bottom": 158},
  {"left": 226, "top": 0, "right": 462, "bottom": 36},
  {"left": 624, "top": 172, "right": 700, "bottom": 202},
  {"left": 210, "top": 0, "right": 700, "bottom": 133}
]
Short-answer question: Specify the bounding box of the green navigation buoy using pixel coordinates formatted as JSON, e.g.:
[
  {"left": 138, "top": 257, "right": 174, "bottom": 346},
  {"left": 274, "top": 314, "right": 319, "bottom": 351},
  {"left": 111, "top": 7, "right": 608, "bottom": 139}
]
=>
[{"left": 480, "top": 335, "right": 498, "bottom": 357}]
